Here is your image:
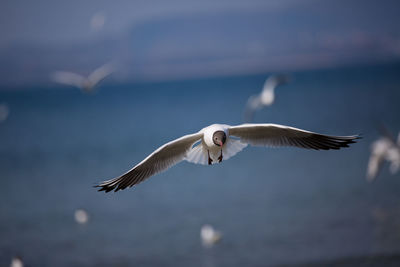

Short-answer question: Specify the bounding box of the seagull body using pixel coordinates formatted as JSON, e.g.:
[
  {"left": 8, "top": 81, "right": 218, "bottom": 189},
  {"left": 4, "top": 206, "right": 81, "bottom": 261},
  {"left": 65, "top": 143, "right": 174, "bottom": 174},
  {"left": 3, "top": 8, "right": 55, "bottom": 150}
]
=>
[
  {"left": 244, "top": 75, "right": 290, "bottom": 122},
  {"left": 52, "top": 63, "right": 114, "bottom": 93},
  {"left": 367, "top": 133, "right": 400, "bottom": 181},
  {"left": 96, "top": 123, "right": 358, "bottom": 192},
  {"left": 90, "top": 12, "right": 106, "bottom": 31},
  {"left": 10, "top": 257, "right": 23, "bottom": 267},
  {"left": 74, "top": 209, "right": 89, "bottom": 225},
  {"left": 200, "top": 224, "right": 222, "bottom": 247},
  {"left": 0, "top": 103, "right": 9, "bottom": 122}
]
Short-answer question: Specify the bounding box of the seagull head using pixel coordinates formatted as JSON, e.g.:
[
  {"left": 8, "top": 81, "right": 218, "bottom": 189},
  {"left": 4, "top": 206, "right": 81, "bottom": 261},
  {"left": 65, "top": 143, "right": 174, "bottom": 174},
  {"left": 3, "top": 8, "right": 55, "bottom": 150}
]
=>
[{"left": 213, "top": 131, "right": 226, "bottom": 147}]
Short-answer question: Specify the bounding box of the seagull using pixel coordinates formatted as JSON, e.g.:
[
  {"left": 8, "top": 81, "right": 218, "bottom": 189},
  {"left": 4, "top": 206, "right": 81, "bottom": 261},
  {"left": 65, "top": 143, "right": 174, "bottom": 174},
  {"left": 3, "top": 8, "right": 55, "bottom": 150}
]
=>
[
  {"left": 10, "top": 256, "right": 23, "bottom": 267},
  {"left": 0, "top": 103, "right": 9, "bottom": 122},
  {"left": 200, "top": 224, "right": 222, "bottom": 247},
  {"left": 244, "top": 75, "right": 290, "bottom": 122},
  {"left": 367, "top": 132, "right": 400, "bottom": 181},
  {"left": 74, "top": 209, "right": 89, "bottom": 225},
  {"left": 51, "top": 63, "right": 114, "bottom": 93},
  {"left": 90, "top": 12, "right": 106, "bottom": 32},
  {"left": 96, "top": 123, "right": 358, "bottom": 192}
]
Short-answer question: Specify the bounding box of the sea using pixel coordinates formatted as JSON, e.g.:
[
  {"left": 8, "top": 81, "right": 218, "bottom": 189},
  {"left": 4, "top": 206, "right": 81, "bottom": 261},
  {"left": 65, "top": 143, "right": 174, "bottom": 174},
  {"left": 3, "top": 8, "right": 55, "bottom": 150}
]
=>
[{"left": 1, "top": 62, "right": 400, "bottom": 266}]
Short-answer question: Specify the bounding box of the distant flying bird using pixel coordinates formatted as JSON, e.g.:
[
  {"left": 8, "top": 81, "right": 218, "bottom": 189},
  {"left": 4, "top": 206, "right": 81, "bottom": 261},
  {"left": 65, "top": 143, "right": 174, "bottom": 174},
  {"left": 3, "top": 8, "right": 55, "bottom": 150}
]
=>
[
  {"left": 10, "top": 256, "right": 23, "bottom": 267},
  {"left": 367, "top": 132, "right": 400, "bottom": 181},
  {"left": 90, "top": 12, "right": 106, "bottom": 31},
  {"left": 200, "top": 224, "right": 222, "bottom": 247},
  {"left": 96, "top": 123, "right": 358, "bottom": 192},
  {"left": 0, "top": 103, "right": 9, "bottom": 122},
  {"left": 51, "top": 63, "right": 114, "bottom": 93},
  {"left": 244, "top": 75, "right": 290, "bottom": 122},
  {"left": 74, "top": 209, "right": 89, "bottom": 225}
]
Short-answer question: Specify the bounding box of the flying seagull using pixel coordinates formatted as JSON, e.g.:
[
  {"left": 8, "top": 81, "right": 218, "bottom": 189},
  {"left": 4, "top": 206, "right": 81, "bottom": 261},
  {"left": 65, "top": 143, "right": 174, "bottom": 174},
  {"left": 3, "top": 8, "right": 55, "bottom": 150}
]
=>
[
  {"left": 200, "top": 224, "right": 222, "bottom": 247},
  {"left": 244, "top": 75, "right": 290, "bottom": 122},
  {"left": 74, "top": 209, "right": 90, "bottom": 225},
  {"left": 10, "top": 256, "right": 24, "bottom": 267},
  {"left": 367, "top": 131, "right": 400, "bottom": 181},
  {"left": 51, "top": 63, "right": 114, "bottom": 93},
  {"left": 96, "top": 123, "right": 359, "bottom": 192},
  {"left": 0, "top": 103, "right": 9, "bottom": 122}
]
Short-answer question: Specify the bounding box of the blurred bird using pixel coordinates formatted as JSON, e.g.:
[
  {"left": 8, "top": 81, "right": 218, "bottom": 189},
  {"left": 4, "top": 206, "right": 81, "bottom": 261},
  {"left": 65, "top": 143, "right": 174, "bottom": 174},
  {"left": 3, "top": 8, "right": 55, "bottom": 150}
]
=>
[
  {"left": 96, "top": 123, "right": 359, "bottom": 192},
  {"left": 51, "top": 63, "right": 114, "bottom": 93},
  {"left": 367, "top": 131, "right": 400, "bottom": 181},
  {"left": 90, "top": 12, "right": 106, "bottom": 32},
  {"left": 74, "top": 209, "right": 89, "bottom": 225},
  {"left": 244, "top": 74, "right": 290, "bottom": 122},
  {"left": 201, "top": 224, "right": 222, "bottom": 247},
  {"left": 0, "top": 103, "right": 9, "bottom": 122},
  {"left": 10, "top": 256, "right": 23, "bottom": 267}
]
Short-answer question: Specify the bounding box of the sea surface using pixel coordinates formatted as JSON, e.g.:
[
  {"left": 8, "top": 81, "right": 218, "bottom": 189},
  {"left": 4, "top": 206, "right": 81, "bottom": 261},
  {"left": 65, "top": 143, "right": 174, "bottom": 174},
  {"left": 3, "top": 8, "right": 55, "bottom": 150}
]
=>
[{"left": 1, "top": 63, "right": 400, "bottom": 266}]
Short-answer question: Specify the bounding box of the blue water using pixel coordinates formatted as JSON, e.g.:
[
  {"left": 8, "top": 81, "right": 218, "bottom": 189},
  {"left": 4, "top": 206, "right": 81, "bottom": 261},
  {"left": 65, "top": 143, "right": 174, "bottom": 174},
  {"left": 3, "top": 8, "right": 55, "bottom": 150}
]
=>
[{"left": 1, "top": 63, "right": 400, "bottom": 266}]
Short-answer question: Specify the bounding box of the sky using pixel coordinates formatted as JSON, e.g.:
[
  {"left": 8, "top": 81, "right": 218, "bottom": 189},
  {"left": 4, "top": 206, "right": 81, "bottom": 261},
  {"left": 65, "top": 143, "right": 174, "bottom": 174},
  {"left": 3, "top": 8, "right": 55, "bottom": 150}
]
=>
[
  {"left": 0, "top": 0, "right": 298, "bottom": 45},
  {"left": 0, "top": 0, "right": 400, "bottom": 87}
]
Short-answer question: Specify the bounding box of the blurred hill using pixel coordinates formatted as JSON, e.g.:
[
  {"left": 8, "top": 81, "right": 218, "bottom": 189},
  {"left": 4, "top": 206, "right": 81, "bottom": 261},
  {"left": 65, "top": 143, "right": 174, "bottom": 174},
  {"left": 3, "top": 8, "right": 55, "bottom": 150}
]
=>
[{"left": 1, "top": 1, "right": 400, "bottom": 88}]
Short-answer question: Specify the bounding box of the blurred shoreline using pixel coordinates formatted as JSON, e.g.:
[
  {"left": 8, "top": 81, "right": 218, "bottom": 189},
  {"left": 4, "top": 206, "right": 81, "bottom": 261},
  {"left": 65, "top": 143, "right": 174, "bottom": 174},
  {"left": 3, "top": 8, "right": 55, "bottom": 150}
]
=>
[
  {"left": 280, "top": 253, "right": 400, "bottom": 267},
  {"left": 1, "top": 60, "right": 400, "bottom": 92}
]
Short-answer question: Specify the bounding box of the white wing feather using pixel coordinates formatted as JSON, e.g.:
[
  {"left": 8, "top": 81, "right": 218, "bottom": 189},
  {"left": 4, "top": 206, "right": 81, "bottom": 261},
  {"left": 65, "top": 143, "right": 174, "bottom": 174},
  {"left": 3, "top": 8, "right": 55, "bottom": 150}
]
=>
[
  {"left": 229, "top": 123, "right": 358, "bottom": 150},
  {"left": 52, "top": 71, "right": 85, "bottom": 88},
  {"left": 88, "top": 63, "right": 114, "bottom": 85},
  {"left": 97, "top": 132, "right": 203, "bottom": 192}
]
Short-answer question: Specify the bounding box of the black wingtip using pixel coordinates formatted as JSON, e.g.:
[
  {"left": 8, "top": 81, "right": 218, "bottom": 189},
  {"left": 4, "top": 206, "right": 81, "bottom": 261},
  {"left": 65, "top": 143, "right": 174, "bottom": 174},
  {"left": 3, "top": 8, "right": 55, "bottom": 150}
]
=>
[
  {"left": 321, "top": 134, "right": 361, "bottom": 150},
  {"left": 349, "top": 136, "right": 361, "bottom": 143},
  {"left": 94, "top": 183, "right": 116, "bottom": 193},
  {"left": 94, "top": 181, "right": 130, "bottom": 193},
  {"left": 346, "top": 135, "right": 361, "bottom": 144},
  {"left": 350, "top": 135, "right": 362, "bottom": 144}
]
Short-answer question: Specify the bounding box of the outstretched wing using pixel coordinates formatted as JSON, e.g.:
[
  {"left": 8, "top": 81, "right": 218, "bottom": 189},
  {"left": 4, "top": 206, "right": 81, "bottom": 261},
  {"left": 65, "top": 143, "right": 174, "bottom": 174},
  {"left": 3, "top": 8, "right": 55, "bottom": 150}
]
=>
[
  {"left": 397, "top": 133, "right": 400, "bottom": 146},
  {"left": 366, "top": 137, "right": 392, "bottom": 181},
  {"left": 243, "top": 95, "right": 261, "bottom": 123},
  {"left": 229, "top": 123, "right": 359, "bottom": 150},
  {"left": 51, "top": 71, "right": 85, "bottom": 88},
  {"left": 88, "top": 63, "right": 114, "bottom": 85},
  {"left": 96, "top": 132, "right": 203, "bottom": 192},
  {"left": 262, "top": 74, "right": 290, "bottom": 93}
]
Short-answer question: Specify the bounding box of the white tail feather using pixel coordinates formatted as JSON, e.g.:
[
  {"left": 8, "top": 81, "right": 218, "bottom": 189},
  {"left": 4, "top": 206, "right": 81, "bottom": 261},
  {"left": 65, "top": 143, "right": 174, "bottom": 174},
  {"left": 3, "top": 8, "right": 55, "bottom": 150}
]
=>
[
  {"left": 185, "top": 138, "right": 247, "bottom": 165},
  {"left": 222, "top": 138, "right": 248, "bottom": 160},
  {"left": 185, "top": 143, "right": 208, "bottom": 165}
]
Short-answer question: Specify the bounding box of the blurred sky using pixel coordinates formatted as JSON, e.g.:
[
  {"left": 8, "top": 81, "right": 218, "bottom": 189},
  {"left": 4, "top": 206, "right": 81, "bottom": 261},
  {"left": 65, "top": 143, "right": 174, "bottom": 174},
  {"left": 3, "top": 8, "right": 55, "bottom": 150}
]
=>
[{"left": 1, "top": 0, "right": 400, "bottom": 87}]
